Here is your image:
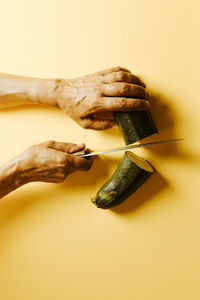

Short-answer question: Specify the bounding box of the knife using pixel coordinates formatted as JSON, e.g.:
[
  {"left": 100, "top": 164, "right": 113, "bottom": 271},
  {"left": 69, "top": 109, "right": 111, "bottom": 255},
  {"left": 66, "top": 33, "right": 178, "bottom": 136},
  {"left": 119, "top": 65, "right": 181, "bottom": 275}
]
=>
[{"left": 74, "top": 138, "right": 184, "bottom": 158}]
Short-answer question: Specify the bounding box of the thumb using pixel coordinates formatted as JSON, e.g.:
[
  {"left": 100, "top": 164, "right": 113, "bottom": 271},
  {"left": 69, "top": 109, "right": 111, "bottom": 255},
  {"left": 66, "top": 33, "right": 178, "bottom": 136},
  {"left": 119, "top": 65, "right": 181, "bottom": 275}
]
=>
[
  {"left": 42, "top": 140, "right": 86, "bottom": 153},
  {"left": 80, "top": 118, "right": 116, "bottom": 130}
]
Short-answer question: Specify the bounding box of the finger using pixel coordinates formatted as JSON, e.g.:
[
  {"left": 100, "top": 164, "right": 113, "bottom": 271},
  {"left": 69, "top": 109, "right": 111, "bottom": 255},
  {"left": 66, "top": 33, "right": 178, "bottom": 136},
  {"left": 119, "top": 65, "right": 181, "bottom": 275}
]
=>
[
  {"left": 66, "top": 153, "right": 94, "bottom": 171},
  {"left": 103, "top": 71, "right": 146, "bottom": 88},
  {"left": 97, "top": 66, "right": 131, "bottom": 76},
  {"left": 102, "top": 83, "right": 150, "bottom": 99},
  {"left": 42, "top": 141, "right": 85, "bottom": 153},
  {"left": 52, "top": 142, "right": 86, "bottom": 154},
  {"left": 80, "top": 118, "right": 116, "bottom": 130},
  {"left": 93, "top": 112, "right": 114, "bottom": 120},
  {"left": 97, "top": 97, "right": 150, "bottom": 112}
]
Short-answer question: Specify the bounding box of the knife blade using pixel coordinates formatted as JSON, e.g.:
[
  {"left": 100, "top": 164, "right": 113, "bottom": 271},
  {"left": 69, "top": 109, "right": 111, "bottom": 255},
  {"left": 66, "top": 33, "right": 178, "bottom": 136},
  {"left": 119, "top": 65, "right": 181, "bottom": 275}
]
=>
[{"left": 74, "top": 138, "right": 184, "bottom": 158}]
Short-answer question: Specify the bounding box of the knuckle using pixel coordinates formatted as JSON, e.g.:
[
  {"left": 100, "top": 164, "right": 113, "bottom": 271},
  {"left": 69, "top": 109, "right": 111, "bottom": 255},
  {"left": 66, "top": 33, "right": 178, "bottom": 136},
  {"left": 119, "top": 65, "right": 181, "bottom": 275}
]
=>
[
  {"left": 114, "top": 66, "right": 122, "bottom": 72},
  {"left": 136, "top": 86, "right": 147, "bottom": 98},
  {"left": 116, "top": 71, "right": 126, "bottom": 81},
  {"left": 82, "top": 121, "right": 90, "bottom": 129},
  {"left": 59, "top": 158, "right": 66, "bottom": 166},
  {"left": 80, "top": 119, "right": 92, "bottom": 129},
  {"left": 134, "top": 99, "right": 142, "bottom": 107},
  {"left": 117, "top": 98, "right": 127, "bottom": 108},
  {"left": 46, "top": 140, "right": 55, "bottom": 147},
  {"left": 77, "top": 119, "right": 85, "bottom": 128},
  {"left": 58, "top": 153, "right": 68, "bottom": 164},
  {"left": 119, "top": 83, "right": 129, "bottom": 94},
  {"left": 82, "top": 124, "right": 88, "bottom": 129},
  {"left": 134, "top": 99, "right": 148, "bottom": 109},
  {"left": 85, "top": 99, "right": 100, "bottom": 115},
  {"left": 92, "top": 98, "right": 101, "bottom": 109}
]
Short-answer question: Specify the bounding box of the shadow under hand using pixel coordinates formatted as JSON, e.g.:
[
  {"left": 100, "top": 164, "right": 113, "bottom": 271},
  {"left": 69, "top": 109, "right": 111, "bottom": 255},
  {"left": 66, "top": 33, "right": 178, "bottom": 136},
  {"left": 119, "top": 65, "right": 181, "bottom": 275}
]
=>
[
  {"left": 111, "top": 170, "right": 168, "bottom": 215},
  {"left": 138, "top": 91, "right": 193, "bottom": 161},
  {"left": 101, "top": 127, "right": 121, "bottom": 138},
  {"left": 0, "top": 187, "right": 57, "bottom": 227},
  {"left": 61, "top": 156, "right": 119, "bottom": 189},
  {"left": 0, "top": 156, "right": 120, "bottom": 227},
  {"left": 0, "top": 103, "right": 56, "bottom": 113}
]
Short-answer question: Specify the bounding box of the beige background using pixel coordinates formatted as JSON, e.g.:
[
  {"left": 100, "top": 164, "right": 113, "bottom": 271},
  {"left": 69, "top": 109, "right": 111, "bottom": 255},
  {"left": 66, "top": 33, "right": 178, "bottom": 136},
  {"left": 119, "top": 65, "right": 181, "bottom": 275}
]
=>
[{"left": 0, "top": 0, "right": 200, "bottom": 299}]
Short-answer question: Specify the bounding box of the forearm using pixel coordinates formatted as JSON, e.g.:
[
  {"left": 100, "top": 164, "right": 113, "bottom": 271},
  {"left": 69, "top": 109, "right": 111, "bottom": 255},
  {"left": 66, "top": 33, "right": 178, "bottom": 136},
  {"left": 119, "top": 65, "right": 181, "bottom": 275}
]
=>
[
  {"left": 0, "top": 73, "right": 61, "bottom": 108},
  {"left": 0, "top": 158, "right": 25, "bottom": 199}
]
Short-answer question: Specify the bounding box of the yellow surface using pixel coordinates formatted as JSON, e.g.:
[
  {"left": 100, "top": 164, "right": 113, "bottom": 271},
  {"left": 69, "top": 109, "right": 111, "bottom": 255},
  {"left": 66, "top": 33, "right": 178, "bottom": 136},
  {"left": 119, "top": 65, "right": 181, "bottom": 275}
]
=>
[{"left": 0, "top": 0, "right": 200, "bottom": 299}]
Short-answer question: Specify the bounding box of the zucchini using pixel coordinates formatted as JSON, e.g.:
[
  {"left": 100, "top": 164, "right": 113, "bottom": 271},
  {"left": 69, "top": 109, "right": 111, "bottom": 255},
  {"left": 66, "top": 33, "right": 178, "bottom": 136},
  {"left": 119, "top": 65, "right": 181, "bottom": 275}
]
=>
[
  {"left": 92, "top": 151, "right": 154, "bottom": 209},
  {"left": 92, "top": 109, "right": 156, "bottom": 209},
  {"left": 113, "top": 110, "right": 158, "bottom": 145}
]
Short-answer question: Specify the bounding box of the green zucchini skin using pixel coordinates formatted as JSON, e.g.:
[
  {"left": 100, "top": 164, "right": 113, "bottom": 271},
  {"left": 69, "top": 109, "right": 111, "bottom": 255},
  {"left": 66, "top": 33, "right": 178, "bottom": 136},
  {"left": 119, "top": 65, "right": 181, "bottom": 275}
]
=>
[
  {"left": 92, "top": 152, "right": 153, "bottom": 209},
  {"left": 113, "top": 110, "right": 158, "bottom": 145},
  {"left": 92, "top": 109, "right": 156, "bottom": 209}
]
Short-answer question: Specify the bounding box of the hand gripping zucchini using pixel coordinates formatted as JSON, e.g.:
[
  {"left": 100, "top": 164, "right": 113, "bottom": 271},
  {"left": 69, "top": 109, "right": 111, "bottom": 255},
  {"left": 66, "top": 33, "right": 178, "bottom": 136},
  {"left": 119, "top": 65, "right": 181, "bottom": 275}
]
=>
[
  {"left": 92, "top": 151, "right": 153, "bottom": 209},
  {"left": 92, "top": 110, "right": 156, "bottom": 209}
]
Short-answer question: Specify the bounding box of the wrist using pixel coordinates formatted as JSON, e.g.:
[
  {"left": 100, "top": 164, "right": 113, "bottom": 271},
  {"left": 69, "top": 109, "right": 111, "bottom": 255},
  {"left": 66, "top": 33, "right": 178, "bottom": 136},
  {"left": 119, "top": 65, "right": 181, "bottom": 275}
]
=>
[{"left": 27, "top": 77, "right": 65, "bottom": 107}]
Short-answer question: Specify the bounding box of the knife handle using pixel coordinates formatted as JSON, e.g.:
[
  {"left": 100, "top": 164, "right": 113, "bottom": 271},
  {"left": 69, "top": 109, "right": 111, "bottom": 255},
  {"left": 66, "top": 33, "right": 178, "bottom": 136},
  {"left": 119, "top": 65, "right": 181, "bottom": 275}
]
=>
[{"left": 73, "top": 149, "right": 91, "bottom": 159}]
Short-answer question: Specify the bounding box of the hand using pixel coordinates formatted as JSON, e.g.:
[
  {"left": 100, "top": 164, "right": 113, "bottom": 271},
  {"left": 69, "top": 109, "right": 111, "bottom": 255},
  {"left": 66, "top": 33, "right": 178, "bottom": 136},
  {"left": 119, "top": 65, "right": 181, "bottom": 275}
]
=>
[
  {"left": 16, "top": 141, "right": 93, "bottom": 185},
  {"left": 57, "top": 66, "right": 150, "bottom": 130}
]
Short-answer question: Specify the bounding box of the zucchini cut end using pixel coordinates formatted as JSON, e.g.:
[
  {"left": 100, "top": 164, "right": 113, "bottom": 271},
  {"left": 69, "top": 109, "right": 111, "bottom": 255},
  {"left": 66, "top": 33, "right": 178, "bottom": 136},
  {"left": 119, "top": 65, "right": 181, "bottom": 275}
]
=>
[{"left": 125, "top": 151, "right": 154, "bottom": 173}]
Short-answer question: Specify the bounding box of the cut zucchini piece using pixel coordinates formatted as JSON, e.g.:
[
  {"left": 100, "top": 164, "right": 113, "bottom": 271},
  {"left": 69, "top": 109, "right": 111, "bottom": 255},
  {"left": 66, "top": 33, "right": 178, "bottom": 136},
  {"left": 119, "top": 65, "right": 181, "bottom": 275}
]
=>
[{"left": 92, "top": 151, "right": 154, "bottom": 209}]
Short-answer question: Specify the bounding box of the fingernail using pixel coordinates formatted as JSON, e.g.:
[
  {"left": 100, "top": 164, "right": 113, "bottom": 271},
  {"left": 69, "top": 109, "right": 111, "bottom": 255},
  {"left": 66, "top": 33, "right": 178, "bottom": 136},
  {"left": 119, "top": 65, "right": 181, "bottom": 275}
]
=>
[{"left": 77, "top": 143, "right": 85, "bottom": 147}]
